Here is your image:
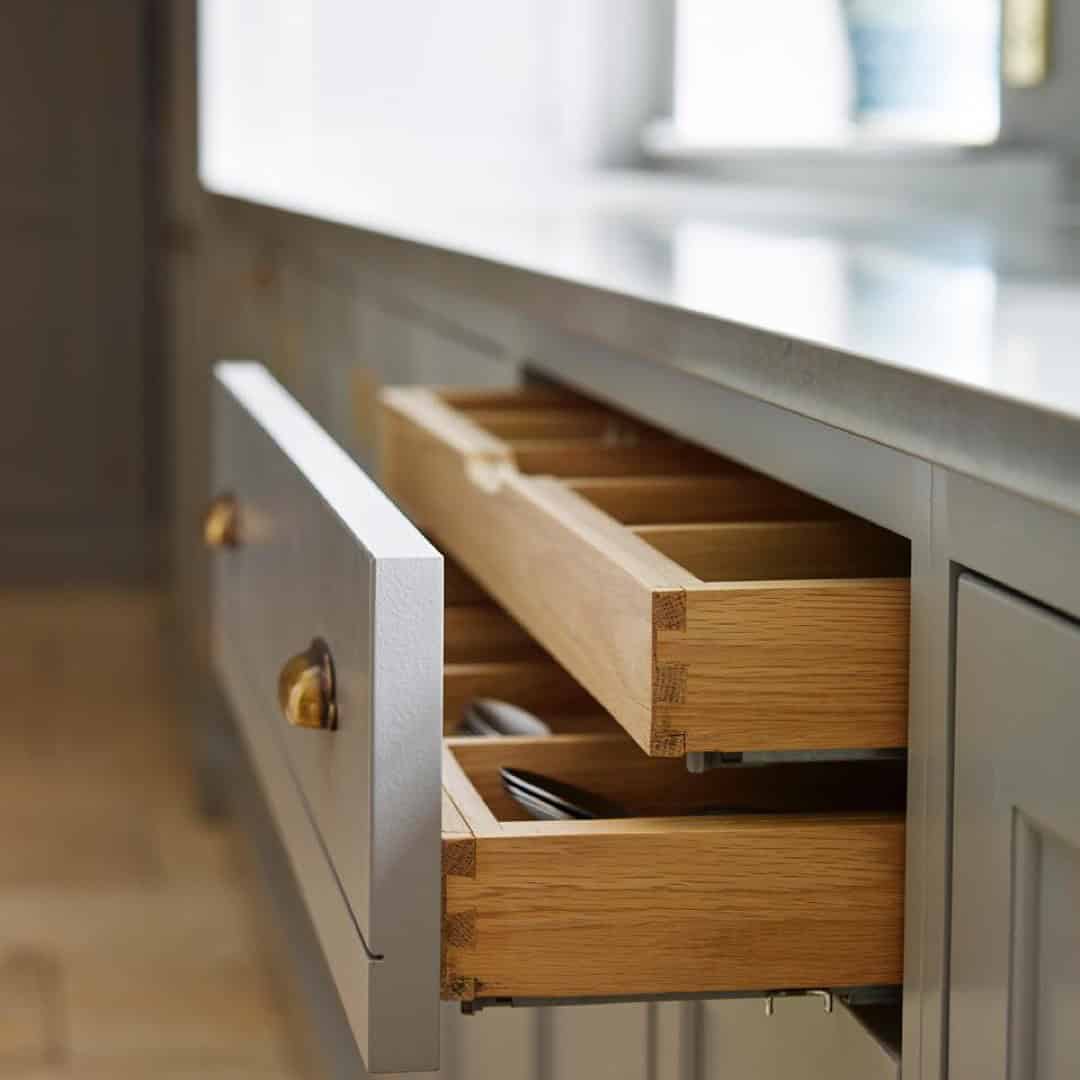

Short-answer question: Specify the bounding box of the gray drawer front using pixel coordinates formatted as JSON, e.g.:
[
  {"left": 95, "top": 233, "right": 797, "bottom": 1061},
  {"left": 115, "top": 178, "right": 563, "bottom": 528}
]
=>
[{"left": 210, "top": 362, "right": 442, "bottom": 1073}]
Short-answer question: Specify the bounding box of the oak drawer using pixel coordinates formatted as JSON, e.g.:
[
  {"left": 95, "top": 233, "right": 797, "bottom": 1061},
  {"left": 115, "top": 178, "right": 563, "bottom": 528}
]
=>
[
  {"left": 379, "top": 386, "right": 911, "bottom": 758},
  {"left": 442, "top": 734, "right": 904, "bottom": 1004},
  {"left": 437, "top": 560, "right": 903, "bottom": 1004}
]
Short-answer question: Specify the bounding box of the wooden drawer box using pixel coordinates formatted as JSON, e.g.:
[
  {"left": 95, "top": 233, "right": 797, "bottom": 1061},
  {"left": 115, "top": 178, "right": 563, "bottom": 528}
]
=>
[
  {"left": 210, "top": 365, "right": 905, "bottom": 1074},
  {"left": 379, "top": 386, "right": 912, "bottom": 757},
  {"left": 442, "top": 733, "right": 904, "bottom": 1005}
]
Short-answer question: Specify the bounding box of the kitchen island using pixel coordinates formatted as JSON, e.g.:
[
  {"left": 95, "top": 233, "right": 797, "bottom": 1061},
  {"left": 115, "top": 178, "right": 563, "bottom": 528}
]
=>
[{"left": 184, "top": 158, "right": 1080, "bottom": 1080}]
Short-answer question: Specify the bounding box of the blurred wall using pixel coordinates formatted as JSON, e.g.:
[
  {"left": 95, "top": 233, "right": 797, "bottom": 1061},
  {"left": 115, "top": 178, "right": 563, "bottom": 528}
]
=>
[
  {"left": 199, "top": 0, "right": 671, "bottom": 181},
  {"left": 0, "top": 1, "right": 157, "bottom": 581},
  {"left": 160, "top": 0, "right": 209, "bottom": 659}
]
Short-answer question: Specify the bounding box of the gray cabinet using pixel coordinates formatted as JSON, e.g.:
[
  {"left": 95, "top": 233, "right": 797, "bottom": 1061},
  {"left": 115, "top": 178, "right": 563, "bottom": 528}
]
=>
[
  {"left": 700, "top": 998, "right": 898, "bottom": 1080},
  {"left": 544, "top": 1004, "right": 651, "bottom": 1080},
  {"left": 449, "top": 1006, "right": 539, "bottom": 1080},
  {"left": 950, "top": 575, "right": 1080, "bottom": 1080}
]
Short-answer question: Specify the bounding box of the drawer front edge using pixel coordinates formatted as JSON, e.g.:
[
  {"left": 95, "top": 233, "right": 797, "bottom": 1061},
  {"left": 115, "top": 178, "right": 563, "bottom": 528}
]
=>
[{"left": 211, "top": 362, "right": 442, "bottom": 1073}]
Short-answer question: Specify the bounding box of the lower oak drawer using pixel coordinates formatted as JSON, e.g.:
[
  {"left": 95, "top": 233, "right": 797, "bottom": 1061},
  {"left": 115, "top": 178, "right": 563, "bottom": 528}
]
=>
[{"left": 441, "top": 734, "right": 905, "bottom": 1004}]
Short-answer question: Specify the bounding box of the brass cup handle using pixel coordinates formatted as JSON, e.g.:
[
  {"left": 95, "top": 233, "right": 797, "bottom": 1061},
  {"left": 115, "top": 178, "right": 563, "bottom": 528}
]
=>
[
  {"left": 203, "top": 493, "right": 240, "bottom": 549},
  {"left": 278, "top": 638, "right": 337, "bottom": 731}
]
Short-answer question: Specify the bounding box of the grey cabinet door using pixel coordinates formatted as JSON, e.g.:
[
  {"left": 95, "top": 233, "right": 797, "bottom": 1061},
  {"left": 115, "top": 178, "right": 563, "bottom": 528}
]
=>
[{"left": 950, "top": 575, "right": 1080, "bottom": 1080}]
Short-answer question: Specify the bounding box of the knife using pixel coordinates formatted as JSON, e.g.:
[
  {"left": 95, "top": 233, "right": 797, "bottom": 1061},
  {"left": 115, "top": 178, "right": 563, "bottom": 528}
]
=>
[
  {"left": 500, "top": 767, "right": 781, "bottom": 821},
  {"left": 500, "top": 767, "right": 628, "bottom": 820}
]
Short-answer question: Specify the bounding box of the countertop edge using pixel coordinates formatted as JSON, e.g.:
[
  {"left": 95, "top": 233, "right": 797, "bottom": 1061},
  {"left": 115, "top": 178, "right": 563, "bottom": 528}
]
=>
[{"left": 211, "top": 192, "right": 1080, "bottom": 522}]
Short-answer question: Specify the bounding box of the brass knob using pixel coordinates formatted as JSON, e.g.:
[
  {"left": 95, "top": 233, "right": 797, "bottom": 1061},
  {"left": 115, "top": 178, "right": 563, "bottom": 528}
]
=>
[
  {"left": 278, "top": 638, "right": 337, "bottom": 731},
  {"left": 203, "top": 493, "right": 239, "bottom": 549}
]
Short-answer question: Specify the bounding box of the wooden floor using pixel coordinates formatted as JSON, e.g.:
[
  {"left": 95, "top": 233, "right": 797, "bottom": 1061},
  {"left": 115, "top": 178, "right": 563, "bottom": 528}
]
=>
[{"left": 0, "top": 589, "right": 320, "bottom": 1079}]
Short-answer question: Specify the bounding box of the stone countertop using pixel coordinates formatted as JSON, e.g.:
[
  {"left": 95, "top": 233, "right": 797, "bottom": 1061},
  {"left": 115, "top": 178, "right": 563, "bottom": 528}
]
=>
[{"left": 202, "top": 157, "right": 1080, "bottom": 516}]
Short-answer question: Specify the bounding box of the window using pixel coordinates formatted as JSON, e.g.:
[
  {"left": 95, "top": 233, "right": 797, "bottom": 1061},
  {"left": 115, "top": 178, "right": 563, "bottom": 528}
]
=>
[{"left": 666, "top": 0, "right": 1001, "bottom": 149}]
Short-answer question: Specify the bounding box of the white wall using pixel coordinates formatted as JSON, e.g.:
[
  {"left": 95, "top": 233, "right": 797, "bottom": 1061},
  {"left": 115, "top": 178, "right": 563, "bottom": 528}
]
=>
[{"left": 199, "top": 0, "right": 668, "bottom": 191}]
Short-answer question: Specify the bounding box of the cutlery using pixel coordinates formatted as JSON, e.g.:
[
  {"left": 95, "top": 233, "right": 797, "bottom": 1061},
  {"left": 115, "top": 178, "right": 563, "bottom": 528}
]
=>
[
  {"left": 500, "top": 767, "right": 781, "bottom": 821},
  {"left": 459, "top": 698, "right": 552, "bottom": 737},
  {"left": 500, "top": 767, "right": 627, "bottom": 820}
]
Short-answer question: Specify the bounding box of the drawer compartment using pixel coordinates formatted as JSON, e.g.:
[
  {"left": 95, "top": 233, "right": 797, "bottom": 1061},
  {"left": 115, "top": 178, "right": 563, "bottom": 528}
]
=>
[
  {"left": 441, "top": 555, "right": 619, "bottom": 737},
  {"left": 379, "top": 386, "right": 911, "bottom": 757},
  {"left": 442, "top": 734, "right": 905, "bottom": 1004}
]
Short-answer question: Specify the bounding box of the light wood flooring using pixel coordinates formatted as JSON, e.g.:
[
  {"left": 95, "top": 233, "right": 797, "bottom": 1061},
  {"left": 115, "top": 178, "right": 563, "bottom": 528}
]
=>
[{"left": 0, "top": 589, "right": 320, "bottom": 1079}]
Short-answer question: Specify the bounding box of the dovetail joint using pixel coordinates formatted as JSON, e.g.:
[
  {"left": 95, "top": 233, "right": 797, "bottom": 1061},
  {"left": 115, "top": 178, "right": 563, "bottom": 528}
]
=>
[
  {"left": 444, "top": 909, "right": 477, "bottom": 949},
  {"left": 649, "top": 728, "right": 687, "bottom": 757},
  {"left": 442, "top": 836, "right": 477, "bottom": 878},
  {"left": 653, "top": 661, "right": 688, "bottom": 705},
  {"left": 653, "top": 589, "right": 687, "bottom": 632},
  {"left": 441, "top": 974, "right": 479, "bottom": 1001}
]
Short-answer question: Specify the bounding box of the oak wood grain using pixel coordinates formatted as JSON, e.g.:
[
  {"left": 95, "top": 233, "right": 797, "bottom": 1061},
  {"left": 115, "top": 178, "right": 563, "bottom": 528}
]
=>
[
  {"left": 442, "top": 744, "right": 498, "bottom": 835},
  {"left": 655, "top": 581, "right": 911, "bottom": 752},
  {"left": 567, "top": 474, "right": 839, "bottom": 525},
  {"left": 441, "top": 787, "right": 471, "bottom": 841},
  {"left": 444, "top": 734, "right": 905, "bottom": 823},
  {"left": 438, "top": 385, "right": 594, "bottom": 411},
  {"left": 440, "top": 737, "right": 904, "bottom": 1001},
  {"left": 444, "top": 817, "right": 904, "bottom": 998},
  {"left": 465, "top": 406, "right": 639, "bottom": 441},
  {"left": 635, "top": 519, "right": 910, "bottom": 582},
  {"left": 508, "top": 436, "right": 726, "bottom": 479},
  {"left": 380, "top": 388, "right": 691, "bottom": 750}
]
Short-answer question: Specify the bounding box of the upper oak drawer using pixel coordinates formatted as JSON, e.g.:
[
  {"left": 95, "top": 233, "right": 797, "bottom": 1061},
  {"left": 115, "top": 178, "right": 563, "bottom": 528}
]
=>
[{"left": 378, "top": 386, "right": 911, "bottom": 758}]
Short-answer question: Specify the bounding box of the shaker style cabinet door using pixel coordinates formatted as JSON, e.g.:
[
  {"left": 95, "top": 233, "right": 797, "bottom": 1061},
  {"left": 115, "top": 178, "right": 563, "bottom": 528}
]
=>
[
  {"left": 950, "top": 575, "right": 1080, "bottom": 1080},
  {"left": 210, "top": 363, "right": 443, "bottom": 1073}
]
